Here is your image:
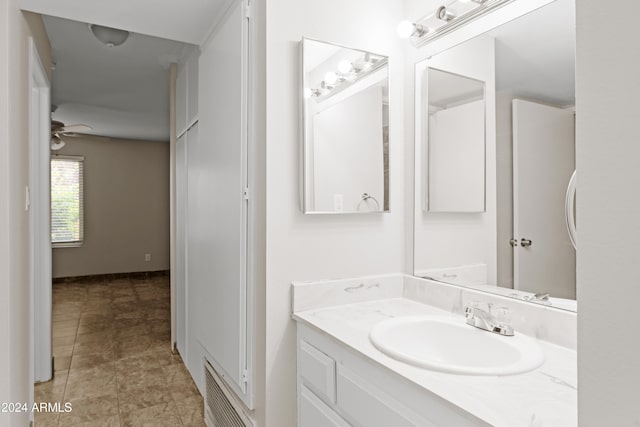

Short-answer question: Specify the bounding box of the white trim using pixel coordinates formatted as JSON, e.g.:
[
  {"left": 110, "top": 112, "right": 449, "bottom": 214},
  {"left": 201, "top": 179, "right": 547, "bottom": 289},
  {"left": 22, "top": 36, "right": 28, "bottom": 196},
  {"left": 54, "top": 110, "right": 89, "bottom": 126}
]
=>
[
  {"left": 51, "top": 241, "right": 83, "bottom": 249},
  {"left": 28, "top": 37, "right": 52, "bottom": 395},
  {"left": 243, "top": 0, "right": 255, "bottom": 409},
  {"left": 51, "top": 154, "right": 84, "bottom": 161},
  {"left": 170, "top": 63, "right": 177, "bottom": 354}
]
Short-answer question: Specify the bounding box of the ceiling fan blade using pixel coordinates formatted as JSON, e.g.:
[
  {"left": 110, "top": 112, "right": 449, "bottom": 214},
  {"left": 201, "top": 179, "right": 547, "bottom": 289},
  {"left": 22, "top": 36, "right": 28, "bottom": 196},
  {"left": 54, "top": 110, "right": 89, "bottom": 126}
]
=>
[
  {"left": 51, "top": 120, "right": 65, "bottom": 131},
  {"left": 58, "top": 124, "right": 92, "bottom": 133}
]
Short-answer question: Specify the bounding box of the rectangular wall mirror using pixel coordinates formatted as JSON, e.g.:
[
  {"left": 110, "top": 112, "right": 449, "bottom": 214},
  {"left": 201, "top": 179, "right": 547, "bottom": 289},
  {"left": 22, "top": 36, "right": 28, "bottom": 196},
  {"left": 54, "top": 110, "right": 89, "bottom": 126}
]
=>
[
  {"left": 426, "top": 68, "right": 485, "bottom": 212},
  {"left": 301, "top": 38, "right": 389, "bottom": 214},
  {"left": 413, "top": 0, "right": 576, "bottom": 311}
]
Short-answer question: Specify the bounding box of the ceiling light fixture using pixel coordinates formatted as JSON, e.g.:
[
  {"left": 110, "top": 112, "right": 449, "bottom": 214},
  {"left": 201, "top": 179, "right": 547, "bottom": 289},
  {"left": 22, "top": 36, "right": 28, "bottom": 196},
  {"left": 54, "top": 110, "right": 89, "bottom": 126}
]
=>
[{"left": 89, "top": 24, "right": 130, "bottom": 47}]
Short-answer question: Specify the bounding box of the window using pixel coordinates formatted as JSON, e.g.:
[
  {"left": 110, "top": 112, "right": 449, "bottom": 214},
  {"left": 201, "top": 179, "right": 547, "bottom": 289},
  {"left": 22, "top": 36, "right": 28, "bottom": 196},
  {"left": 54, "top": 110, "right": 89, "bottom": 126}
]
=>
[{"left": 51, "top": 156, "right": 84, "bottom": 247}]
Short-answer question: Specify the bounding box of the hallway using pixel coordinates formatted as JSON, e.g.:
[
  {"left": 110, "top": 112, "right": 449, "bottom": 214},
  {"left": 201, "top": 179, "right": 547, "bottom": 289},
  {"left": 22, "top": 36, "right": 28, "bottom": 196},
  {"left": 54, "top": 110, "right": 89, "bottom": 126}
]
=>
[{"left": 34, "top": 275, "right": 204, "bottom": 426}]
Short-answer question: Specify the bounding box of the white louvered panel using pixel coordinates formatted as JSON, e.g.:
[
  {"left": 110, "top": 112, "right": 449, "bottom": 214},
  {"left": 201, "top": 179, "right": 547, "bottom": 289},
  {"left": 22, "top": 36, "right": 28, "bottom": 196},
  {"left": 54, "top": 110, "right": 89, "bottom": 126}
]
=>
[{"left": 204, "top": 361, "right": 253, "bottom": 427}]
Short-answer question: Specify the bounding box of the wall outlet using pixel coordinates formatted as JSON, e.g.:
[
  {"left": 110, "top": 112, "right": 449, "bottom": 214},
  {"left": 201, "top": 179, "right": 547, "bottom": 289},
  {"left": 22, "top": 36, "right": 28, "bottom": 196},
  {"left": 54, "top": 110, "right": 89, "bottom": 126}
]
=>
[{"left": 144, "top": 254, "right": 151, "bottom": 262}]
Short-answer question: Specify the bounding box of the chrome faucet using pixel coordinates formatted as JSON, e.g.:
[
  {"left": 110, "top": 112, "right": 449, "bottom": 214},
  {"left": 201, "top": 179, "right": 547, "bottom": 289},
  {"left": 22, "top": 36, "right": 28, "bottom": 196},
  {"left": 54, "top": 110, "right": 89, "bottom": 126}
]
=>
[{"left": 464, "top": 305, "right": 514, "bottom": 336}]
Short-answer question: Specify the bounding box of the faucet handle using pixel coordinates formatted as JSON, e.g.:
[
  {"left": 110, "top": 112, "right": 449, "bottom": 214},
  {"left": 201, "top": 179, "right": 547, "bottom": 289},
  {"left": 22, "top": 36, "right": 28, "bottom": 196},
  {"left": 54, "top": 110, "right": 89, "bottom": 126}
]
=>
[{"left": 464, "top": 305, "right": 475, "bottom": 319}]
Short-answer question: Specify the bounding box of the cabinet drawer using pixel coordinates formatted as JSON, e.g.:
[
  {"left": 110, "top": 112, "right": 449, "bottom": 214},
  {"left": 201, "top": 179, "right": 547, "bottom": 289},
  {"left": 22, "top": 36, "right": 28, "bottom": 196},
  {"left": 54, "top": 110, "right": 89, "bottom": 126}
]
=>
[
  {"left": 337, "top": 366, "right": 435, "bottom": 427},
  {"left": 300, "top": 386, "right": 350, "bottom": 427},
  {"left": 299, "top": 340, "right": 336, "bottom": 404}
]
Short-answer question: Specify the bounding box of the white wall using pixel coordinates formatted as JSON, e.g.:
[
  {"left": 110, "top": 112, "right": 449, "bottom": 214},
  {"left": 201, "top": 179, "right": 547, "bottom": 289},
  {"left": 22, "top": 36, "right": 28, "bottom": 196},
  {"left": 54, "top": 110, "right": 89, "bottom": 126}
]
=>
[
  {"left": 428, "top": 99, "right": 485, "bottom": 212},
  {"left": 576, "top": 0, "right": 640, "bottom": 424},
  {"left": 265, "top": 0, "right": 405, "bottom": 424},
  {"left": 52, "top": 136, "right": 170, "bottom": 278},
  {"left": 413, "top": 35, "right": 497, "bottom": 282},
  {"left": 0, "top": 5, "right": 51, "bottom": 426}
]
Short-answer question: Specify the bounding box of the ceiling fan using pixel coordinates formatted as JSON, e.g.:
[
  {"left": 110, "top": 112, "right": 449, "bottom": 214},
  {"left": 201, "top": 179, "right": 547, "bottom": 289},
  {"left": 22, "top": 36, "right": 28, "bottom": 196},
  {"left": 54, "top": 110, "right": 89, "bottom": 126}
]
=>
[{"left": 51, "top": 120, "right": 92, "bottom": 150}]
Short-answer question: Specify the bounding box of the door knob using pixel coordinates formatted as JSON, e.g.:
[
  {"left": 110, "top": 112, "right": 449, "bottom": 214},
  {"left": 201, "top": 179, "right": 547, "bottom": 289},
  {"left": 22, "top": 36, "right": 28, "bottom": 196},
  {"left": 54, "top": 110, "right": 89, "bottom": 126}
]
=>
[
  {"left": 509, "top": 239, "right": 518, "bottom": 247},
  {"left": 520, "top": 238, "right": 532, "bottom": 247}
]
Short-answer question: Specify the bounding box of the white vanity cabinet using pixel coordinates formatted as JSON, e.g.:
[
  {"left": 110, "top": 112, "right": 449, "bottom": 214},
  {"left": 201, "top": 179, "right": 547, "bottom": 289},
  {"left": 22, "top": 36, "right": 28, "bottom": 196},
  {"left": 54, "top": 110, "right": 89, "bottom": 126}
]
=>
[{"left": 296, "top": 323, "right": 489, "bottom": 427}]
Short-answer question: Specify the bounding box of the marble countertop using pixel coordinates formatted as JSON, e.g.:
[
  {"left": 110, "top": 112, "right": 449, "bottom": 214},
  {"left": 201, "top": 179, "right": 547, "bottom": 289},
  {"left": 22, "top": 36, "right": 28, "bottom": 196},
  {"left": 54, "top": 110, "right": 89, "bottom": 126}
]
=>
[{"left": 293, "top": 297, "right": 577, "bottom": 427}]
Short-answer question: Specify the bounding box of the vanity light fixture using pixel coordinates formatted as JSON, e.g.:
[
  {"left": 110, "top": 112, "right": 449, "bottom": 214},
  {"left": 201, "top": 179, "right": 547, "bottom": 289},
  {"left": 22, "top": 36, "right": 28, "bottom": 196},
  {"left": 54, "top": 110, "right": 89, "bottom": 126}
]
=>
[
  {"left": 305, "top": 53, "right": 387, "bottom": 100},
  {"left": 398, "top": 0, "right": 514, "bottom": 47}
]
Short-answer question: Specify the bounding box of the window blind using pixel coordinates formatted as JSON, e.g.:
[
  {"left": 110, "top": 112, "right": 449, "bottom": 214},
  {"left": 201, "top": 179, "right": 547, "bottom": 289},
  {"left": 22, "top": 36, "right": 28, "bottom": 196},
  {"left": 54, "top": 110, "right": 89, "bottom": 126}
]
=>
[{"left": 51, "top": 156, "right": 84, "bottom": 246}]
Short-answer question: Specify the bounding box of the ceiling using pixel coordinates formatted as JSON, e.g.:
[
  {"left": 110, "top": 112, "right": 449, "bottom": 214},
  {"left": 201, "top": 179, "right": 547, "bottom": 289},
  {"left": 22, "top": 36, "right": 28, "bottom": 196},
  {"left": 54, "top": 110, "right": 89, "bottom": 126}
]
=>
[
  {"left": 23, "top": 0, "right": 230, "bottom": 142},
  {"left": 21, "top": 0, "right": 230, "bottom": 45},
  {"left": 490, "top": 0, "right": 575, "bottom": 106},
  {"left": 43, "top": 15, "right": 196, "bottom": 141}
]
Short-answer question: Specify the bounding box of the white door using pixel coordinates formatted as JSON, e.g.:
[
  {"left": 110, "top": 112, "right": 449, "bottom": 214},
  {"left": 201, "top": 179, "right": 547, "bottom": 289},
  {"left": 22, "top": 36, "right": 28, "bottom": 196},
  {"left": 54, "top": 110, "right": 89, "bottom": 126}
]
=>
[
  {"left": 29, "top": 39, "right": 52, "bottom": 384},
  {"left": 190, "top": 0, "right": 251, "bottom": 406},
  {"left": 175, "top": 133, "right": 187, "bottom": 355},
  {"left": 513, "top": 99, "right": 575, "bottom": 298}
]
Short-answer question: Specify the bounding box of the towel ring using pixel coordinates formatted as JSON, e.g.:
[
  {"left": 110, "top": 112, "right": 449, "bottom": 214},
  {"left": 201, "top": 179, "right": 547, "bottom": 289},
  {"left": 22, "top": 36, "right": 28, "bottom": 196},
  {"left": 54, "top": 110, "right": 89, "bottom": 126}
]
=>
[{"left": 357, "top": 193, "right": 380, "bottom": 212}]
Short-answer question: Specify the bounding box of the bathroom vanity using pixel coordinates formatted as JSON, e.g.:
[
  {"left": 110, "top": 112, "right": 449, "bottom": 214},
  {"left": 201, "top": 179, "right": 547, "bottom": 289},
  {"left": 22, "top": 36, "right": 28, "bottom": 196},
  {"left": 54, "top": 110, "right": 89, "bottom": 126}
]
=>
[
  {"left": 292, "top": 275, "right": 577, "bottom": 427},
  {"left": 294, "top": 0, "right": 578, "bottom": 425}
]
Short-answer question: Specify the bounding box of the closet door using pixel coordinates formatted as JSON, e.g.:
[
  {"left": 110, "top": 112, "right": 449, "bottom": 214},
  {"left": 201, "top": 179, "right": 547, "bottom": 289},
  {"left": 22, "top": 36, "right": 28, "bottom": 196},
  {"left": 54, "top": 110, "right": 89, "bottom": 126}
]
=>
[
  {"left": 176, "top": 133, "right": 188, "bottom": 355},
  {"left": 191, "top": 0, "right": 251, "bottom": 406}
]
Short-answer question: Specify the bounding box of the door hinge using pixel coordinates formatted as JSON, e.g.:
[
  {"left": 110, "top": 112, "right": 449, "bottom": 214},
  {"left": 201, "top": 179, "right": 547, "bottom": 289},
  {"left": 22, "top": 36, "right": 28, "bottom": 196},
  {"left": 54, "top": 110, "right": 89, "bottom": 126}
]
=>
[
  {"left": 244, "top": 4, "right": 251, "bottom": 20},
  {"left": 243, "top": 187, "right": 249, "bottom": 200},
  {"left": 242, "top": 369, "right": 249, "bottom": 383}
]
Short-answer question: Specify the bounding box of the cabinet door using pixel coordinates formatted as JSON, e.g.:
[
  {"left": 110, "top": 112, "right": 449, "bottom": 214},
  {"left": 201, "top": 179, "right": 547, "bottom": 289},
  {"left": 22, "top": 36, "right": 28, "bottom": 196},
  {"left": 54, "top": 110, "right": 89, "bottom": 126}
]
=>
[
  {"left": 337, "top": 366, "right": 434, "bottom": 427},
  {"left": 300, "top": 386, "right": 350, "bottom": 427},
  {"left": 193, "top": 0, "right": 251, "bottom": 407},
  {"left": 176, "top": 133, "right": 188, "bottom": 355}
]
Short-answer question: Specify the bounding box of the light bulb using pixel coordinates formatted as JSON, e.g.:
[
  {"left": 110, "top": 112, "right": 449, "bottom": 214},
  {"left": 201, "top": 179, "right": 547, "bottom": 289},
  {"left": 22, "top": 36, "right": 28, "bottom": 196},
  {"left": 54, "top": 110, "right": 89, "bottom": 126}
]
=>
[
  {"left": 324, "top": 71, "right": 338, "bottom": 85},
  {"left": 338, "top": 60, "right": 352, "bottom": 74},
  {"left": 397, "top": 21, "right": 416, "bottom": 39},
  {"left": 303, "top": 88, "right": 313, "bottom": 99}
]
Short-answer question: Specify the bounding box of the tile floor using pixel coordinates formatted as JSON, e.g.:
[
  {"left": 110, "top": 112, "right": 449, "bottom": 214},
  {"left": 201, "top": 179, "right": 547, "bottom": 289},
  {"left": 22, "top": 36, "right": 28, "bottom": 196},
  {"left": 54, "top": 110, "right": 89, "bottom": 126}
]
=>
[{"left": 35, "top": 275, "right": 205, "bottom": 427}]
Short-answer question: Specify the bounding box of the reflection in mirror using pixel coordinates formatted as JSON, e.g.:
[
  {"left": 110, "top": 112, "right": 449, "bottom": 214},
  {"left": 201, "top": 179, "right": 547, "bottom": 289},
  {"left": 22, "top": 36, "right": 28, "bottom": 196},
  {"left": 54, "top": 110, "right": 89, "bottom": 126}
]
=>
[
  {"left": 301, "top": 38, "right": 389, "bottom": 214},
  {"left": 427, "top": 68, "right": 485, "bottom": 212},
  {"left": 413, "top": 0, "right": 576, "bottom": 311}
]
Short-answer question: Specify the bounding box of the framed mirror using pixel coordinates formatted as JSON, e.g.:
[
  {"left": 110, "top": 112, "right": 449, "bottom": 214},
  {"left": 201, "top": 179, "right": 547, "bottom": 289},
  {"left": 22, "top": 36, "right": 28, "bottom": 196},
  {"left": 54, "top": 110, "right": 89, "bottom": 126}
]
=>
[
  {"left": 301, "top": 38, "right": 389, "bottom": 214},
  {"left": 413, "top": 0, "right": 576, "bottom": 311},
  {"left": 426, "top": 68, "right": 485, "bottom": 213}
]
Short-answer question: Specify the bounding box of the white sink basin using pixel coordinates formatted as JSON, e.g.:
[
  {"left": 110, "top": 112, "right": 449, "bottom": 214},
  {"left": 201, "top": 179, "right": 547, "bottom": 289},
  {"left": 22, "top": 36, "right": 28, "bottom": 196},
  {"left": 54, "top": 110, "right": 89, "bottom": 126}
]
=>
[{"left": 369, "top": 316, "right": 544, "bottom": 376}]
